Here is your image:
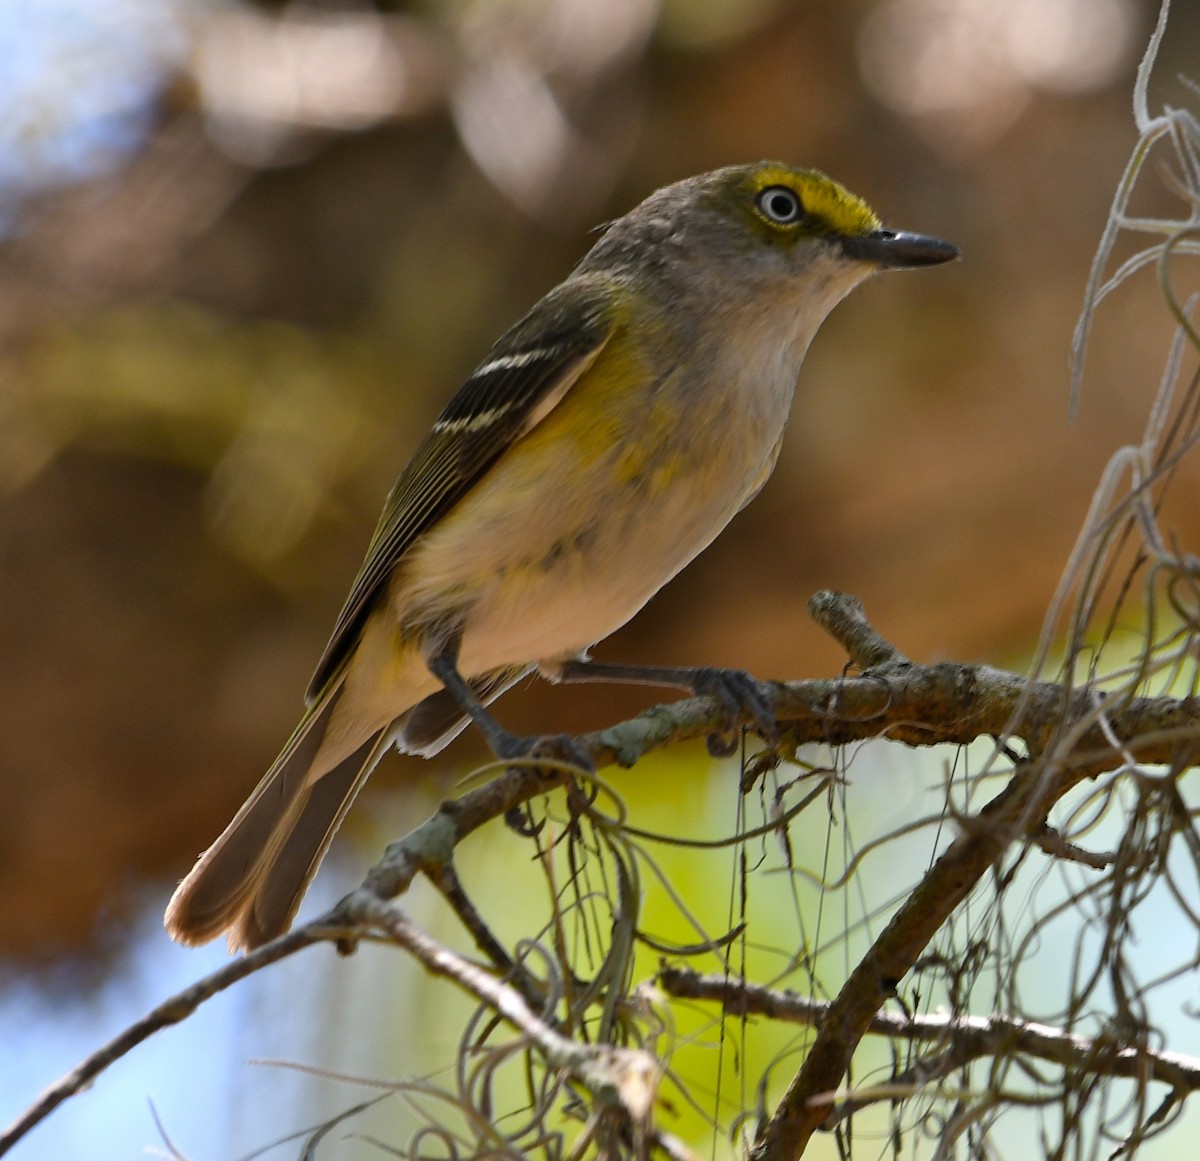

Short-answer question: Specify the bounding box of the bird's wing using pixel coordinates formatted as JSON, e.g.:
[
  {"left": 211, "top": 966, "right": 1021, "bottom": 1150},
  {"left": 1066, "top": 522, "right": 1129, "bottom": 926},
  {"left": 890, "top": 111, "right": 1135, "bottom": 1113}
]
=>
[{"left": 306, "top": 279, "right": 617, "bottom": 700}]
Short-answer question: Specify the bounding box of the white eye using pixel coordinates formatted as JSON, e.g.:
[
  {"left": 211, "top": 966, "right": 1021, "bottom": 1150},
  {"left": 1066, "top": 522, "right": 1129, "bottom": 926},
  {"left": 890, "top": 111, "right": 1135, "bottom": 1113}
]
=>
[{"left": 757, "top": 186, "right": 803, "bottom": 224}]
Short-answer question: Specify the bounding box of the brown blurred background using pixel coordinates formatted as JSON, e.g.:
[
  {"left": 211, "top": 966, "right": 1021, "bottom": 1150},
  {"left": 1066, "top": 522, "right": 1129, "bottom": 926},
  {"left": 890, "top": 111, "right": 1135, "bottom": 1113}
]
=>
[{"left": 1, "top": 0, "right": 1195, "bottom": 963}]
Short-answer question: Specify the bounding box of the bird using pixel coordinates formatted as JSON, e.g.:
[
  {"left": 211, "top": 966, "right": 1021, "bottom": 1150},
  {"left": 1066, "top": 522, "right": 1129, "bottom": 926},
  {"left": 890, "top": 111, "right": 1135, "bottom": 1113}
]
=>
[{"left": 165, "top": 160, "right": 957, "bottom": 952}]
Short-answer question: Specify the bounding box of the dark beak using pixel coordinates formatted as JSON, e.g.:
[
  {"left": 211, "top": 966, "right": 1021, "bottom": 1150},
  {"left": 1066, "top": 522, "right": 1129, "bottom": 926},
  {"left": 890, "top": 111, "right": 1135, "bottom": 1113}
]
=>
[{"left": 842, "top": 229, "right": 959, "bottom": 269}]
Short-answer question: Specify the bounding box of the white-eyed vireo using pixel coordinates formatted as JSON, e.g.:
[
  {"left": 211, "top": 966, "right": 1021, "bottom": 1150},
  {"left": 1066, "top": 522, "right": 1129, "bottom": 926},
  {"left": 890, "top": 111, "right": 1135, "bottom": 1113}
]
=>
[{"left": 166, "top": 161, "right": 957, "bottom": 951}]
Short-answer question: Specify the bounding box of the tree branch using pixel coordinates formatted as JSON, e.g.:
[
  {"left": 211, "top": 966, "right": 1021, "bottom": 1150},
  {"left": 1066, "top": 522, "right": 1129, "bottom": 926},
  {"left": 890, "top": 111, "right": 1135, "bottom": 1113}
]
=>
[
  {"left": 353, "top": 895, "right": 660, "bottom": 1125},
  {"left": 747, "top": 594, "right": 1200, "bottom": 1161},
  {"left": 6, "top": 591, "right": 1200, "bottom": 1159},
  {"left": 658, "top": 966, "right": 1200, "bottom": 1117},
  {"left": 0, "top": 926, "right": 332, "bottom": 1155}
]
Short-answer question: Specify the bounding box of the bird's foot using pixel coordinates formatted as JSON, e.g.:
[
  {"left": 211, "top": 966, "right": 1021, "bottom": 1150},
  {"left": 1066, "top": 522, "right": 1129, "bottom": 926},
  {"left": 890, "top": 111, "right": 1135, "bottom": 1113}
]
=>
[
  {"left": 689, "top": 666, "right": 779, "bottom": 757},
  {"left": 491, "top": 729, "right": 595, "bottom": 773},
  {"left": 494, "top": 732, "right": 593, "bottom": 836}
]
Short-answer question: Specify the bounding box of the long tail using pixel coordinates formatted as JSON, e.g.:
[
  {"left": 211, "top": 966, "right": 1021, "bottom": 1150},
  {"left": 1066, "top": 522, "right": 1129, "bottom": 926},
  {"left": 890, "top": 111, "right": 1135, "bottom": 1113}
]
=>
[
  {"left": 164, "top": 685, "right": 391, "bottom": 953},
  {"left": 165, "top": 663, "right": 533, "bottom": 952}
]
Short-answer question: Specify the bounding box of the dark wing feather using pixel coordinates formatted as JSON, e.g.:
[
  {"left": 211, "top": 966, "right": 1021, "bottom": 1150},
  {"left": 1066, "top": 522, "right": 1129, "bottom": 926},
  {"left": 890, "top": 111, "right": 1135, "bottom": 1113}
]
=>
[{"left": 306, "top": 279, "right": 616, "bottom": 700}]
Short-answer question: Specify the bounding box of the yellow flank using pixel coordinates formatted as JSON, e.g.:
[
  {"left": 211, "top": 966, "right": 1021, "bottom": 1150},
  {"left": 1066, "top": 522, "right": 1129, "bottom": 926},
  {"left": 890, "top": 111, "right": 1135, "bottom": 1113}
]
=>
[
  {"left": 530, "top": 299, "right": 689, "bottom": 496},
  {"left": 616, "top": 395, "right": 684, "bottom": 491},
  {"left": 516, "top": 300, "right": 651, "bottom": 471},
  {"left": 745, "top": 162, "right": 882, "bottom": 238}
]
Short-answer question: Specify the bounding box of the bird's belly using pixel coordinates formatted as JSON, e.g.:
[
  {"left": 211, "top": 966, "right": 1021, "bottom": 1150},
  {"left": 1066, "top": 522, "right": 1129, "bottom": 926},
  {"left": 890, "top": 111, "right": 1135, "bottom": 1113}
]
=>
[
  {"left": 402, "top": 449, "right": 757, "bottom": 677},
  {"left": 394, "top": 335, "right": 797, "bottom": 679},
  {"left": 471, "top": 488, "right": 734, "bottom": 671}
]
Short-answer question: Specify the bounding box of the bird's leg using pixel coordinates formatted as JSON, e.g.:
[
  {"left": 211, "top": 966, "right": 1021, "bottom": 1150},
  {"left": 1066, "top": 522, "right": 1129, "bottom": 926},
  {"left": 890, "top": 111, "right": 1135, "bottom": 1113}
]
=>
[
  {"left": 555, "top": 658, "right": 779, "bottom": 757},
  {"left": 427, "top": 642, "right": 593, "bottom": 771}
]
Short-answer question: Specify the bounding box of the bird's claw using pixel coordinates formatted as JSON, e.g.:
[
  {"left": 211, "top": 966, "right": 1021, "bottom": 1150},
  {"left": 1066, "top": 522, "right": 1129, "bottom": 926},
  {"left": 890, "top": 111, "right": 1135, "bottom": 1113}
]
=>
[
  {"left": 493, "top": 730, "right": 595, "bottom": 773},
  {"left": 494, "top": 733, "right": 591, "bottom": 837},
  {"left": 690, "top": 666, "right": 779, "bottom": 757}
]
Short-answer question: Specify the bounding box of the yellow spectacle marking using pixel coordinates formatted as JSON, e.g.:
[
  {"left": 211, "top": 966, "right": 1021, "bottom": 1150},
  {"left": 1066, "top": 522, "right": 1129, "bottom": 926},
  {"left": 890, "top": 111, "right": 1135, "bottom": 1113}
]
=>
[{"left": 747, "top": 163, "right": 882, "bottom": 238}]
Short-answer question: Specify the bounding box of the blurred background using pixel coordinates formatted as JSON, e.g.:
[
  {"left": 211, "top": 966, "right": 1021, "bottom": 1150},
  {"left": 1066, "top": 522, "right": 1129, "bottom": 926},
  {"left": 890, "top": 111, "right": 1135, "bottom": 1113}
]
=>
[{"left": 2, "top": 0, "right": 1199, "bottom": 1157}]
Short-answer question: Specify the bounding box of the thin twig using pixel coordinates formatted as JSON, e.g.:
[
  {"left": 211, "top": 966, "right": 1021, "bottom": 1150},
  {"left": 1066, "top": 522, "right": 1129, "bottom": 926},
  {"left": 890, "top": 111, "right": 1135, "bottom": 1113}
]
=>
[
  {"left": 7, "top": 596, "right": 1200, "bottom": 1157},
  {"left": 354, "top": 895, "right": 660, "bottom": 1124},
  {"left": 657, "top": 966, "right": 1200, "bottom": 1101},
  {"left": 0, "top": 926, "right": 333, "bottom": 1155}
]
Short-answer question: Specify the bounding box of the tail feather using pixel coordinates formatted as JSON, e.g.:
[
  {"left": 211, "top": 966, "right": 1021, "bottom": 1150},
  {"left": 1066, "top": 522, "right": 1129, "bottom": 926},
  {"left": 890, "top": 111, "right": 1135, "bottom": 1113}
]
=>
[
  {"left": 227, "top": 727, "right": 392, "bottom": 950},
  {"left": 166, "top": 665, "right": 533, "bottom": 953},
  {"left": 164, "top": 685, "right": 387, "bottom": 951}
]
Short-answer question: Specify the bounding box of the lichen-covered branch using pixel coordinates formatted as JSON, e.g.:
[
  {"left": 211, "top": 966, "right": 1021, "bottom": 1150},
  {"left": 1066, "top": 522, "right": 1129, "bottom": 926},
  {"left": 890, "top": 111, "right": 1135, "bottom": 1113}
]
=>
[
  {"left": 6, "top": 591, "right": 1200, "bottom": 1160},
  {"left": 658, "top": 966, "right": 1200, "bottom": 1121},
  {"left": 746, "top": 594, "right": 1200, "bottom": 1161}
]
